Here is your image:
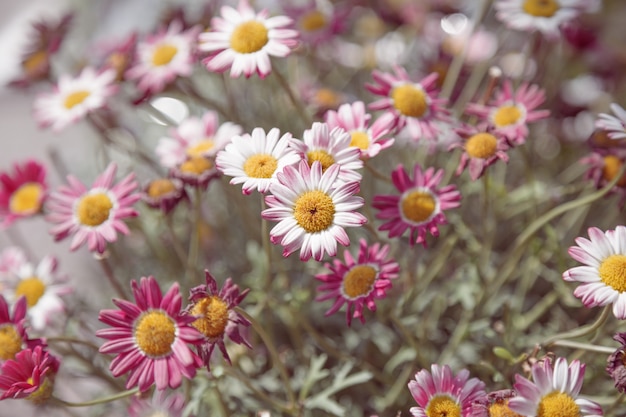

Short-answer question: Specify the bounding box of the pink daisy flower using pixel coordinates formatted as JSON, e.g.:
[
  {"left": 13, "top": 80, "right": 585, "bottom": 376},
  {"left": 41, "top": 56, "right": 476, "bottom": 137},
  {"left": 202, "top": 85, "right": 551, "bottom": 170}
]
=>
[
  {"left": 284, "top": 0, "right": 348, "bottom": 46},
  {"left": 596, "top": 103, "right": 626, "bottom": 140},
  {"left": 185, "top": 271, "right": 251, "bottom": 369},
  {"left": 408, "top": 364, "right": 487, "bottom": 417},
  {"left": 365, "top": 66, "right": 450, "bottom": 143},
  {"left": 509, "top": 357, "right": 603, "bottom": 417},
  {"left": 96, "top": 276, "right": 204, "bottom": 391},
  {"left": 33, "top": 67, "right": 118, "bottom": 132},
  {"left": 126, "top": 21, "right": 201, "bottom": 96},
  {"left": 449, "top": 125, "right": 510, "bottom": 181},
  {"left": 289, "top": 122, "right": 363, "bottom": 184},
  {"left": 563, "top": 226, "right": 626, "bottom": 319},
  {"left": 46, "top": 162, "right": 141, "bottom": 255},
  {"left": 198, "top": 0, "right": 299, "bottom": 78},
  {"left": 372, "top": 164, "right": 461, "bottom": 247},
  {"left": 141, "top": 177, "right": 188, "bottom": 214},
  {"left": 171, "top": 156, "right": 221, "bottom": 189},
  {"left": 465, "top": 80, "right": 550, "bottom": 145},
  {"left": 129, "top": 389, "right": 186, "bottom": 417},
  {"left": 216, "top": 127, "right": 301, "bottom": 195},
  {"left": 0, "top": 159, "right": 47, "bottom": 229},
  {"left": 0, "top": 345, "right": 60, "bottom": 404},
  {"left": 262, "top": 160, "right": 367, "bottom": 261},
  {"left": 315, "top": 239, "right": 399, "bottom": 326},
  {"left": 156, "top": 112, "right": 243, "bottom": 169},
  {"left": 580, "top": 150, "right": 626, "bottom": 207},
  {"left": 0, "top": 295, "right": 43, "bottom": 363},
  {"left": 324, "top": 101, "right": 396, "bottom": 159}
]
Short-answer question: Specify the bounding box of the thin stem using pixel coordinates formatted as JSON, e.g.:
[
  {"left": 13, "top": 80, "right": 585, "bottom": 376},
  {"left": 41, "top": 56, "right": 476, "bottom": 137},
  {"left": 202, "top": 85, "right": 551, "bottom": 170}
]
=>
[
  {"left": 46, "top": 336, "right": 100, "bottom": 351},
  {"left": 272, "top": 68, "right": 312, "bottom": 127},
  {"left": 186, "top": 187, "right": 203, "bottom": 286},
  {"left": 543, "top": 305, "right": 611, "bottom": 346},
  {"left": 550, "top": 340, "right": 615, "bottom": 354},
  {"left": 98, "top": 256, "right": 129, "bottom": 299},
  {"left": 51, "top": 388, "right": 139, "bottom": 407},
  {"left": 222, "top": 367, "right": 293, "bottom": 414},
  {"left": 164, "top": 214, "right": 188, "bottom": 267},
  {"left": 261, "top": 198, "right": 272, "bottom": 293},
  {"left": 364, "top": 161, "right": 392, "bottom": 183},
  {"left": 605, "top": 393, "right": 625, "bottom": 417}
]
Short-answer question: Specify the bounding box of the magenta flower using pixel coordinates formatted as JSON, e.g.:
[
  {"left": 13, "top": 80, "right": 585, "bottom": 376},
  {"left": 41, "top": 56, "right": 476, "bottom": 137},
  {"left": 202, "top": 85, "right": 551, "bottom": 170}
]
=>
[
  {"left": 141, "top": 177, "right": 188, "bottom": 214},
  {"left": 0, "top": 345, "right": 60, "bottom": 404},
  {"left": 0, "top": 159, "right": 47, "bottom": 229},
  {"left": 449, "top": 125, "right": 510, "bottom": 181},
  {"left": 0, "top": 295, "right": 44, "bottom": 363}
]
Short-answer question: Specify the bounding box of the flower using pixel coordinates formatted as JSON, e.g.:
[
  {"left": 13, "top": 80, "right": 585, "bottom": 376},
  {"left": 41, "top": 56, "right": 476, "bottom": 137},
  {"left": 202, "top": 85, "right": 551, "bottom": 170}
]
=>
[
  {"left": 126, "top": 21, "right": 201, "bottom": 96},
  {"left": 563, "top": 226, "right": 626, "bottom": 319},
  {"left": 141, "top": 177, "right": 188, "bottom": 214},
  {"left": 186, "top": 271, "right": 251, "bottom": 369},
  {"left": 216, "top": 127, "right": 301, "bottom": 195},
  {"left": 99, "top": 32, "right": 138, "bottom": 82},
  {"left": 465, "top": 80, "right": 550, "bottom": 145},
  {"left": 33, "top": 67, "right": 118, "bottom": 132},
  {"left": 580, "top": 150, "right": 626, "bottom": 207},
  {"left": 449, "top": 125, "right": 510, "bottom": 181},
  {"left": 289, "top": 122, "right": 363, "bottom": 184},
  {"left": 128, "top": 389, "right": 186, "bottom": 417},
  {"left": 155, "top": 111, "right": 243, "bottom": 169},
  {"left": 284, "top": 0, "right": 348, "bottom": 46},
  {"left": 0, "top": 345, "right": 60, "bottom": 404},
  {"left": 262, "top": 160, "right": 367, "bottom": 261},
  {"left": 494, "top": 0, "right": 588, "bottom": 38},
  {"left": 408, "top": 364, "right": 486, "bottom": 417},
  {"left": 471, "top": 389, "right": 523, "bottom": 417},
  {"left": 366, "top": 66, "right": 450, "bottom": 143},
  {"left": 596, "top": 103, "right": 626, "bottom": 140},
  {"left": 96, "top": 276, "right": 203, "bottom": 391},
  {"left": 0, "top": 295, "right": 39, "bottom": 363},
  {"left": 0, "top": 159, "right": 47, "bottom": 229},
  {"left": 607, "top": 332, "right": 626, "bottom": 394},
  {"left": 46, "top": 162, "right": 141, "bottom": 254},
  {"left": 315, "top": 239, "right": 399, "bottom": 326},
  {"left": 324, "top": 101, "right": 396, "bottom": 159},
  {"left": 509, "top": 357, "right": 603, "bottom": 417},
  {"left": 198, "top": 0, "right": 299, "bottom": 78},
  {"left": 171, "top": 156, "right": 220, "bottom": 189},
  {"left": 0, "top": 247, "right": 27, "bottom": 280},
  {"left": 372, "top": 164, "right": 461, "bottom": 247}
]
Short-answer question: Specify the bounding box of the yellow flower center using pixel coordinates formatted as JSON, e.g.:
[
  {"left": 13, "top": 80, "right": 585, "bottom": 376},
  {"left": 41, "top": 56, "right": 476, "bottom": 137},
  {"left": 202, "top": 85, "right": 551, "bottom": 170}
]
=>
[
  {"left": 350, "top": 131, "right": 370, "bottom": 151},
  {"left": 76, "top": 193, "right": 113, "bottom": 227},
  {"left": 147, "top": 179, "right": 177, "bottom": 198},
  {"left": 603, "top": 155, "right": 626, "bottom": 187},
  {"left": 493, "top": 105, "right": 522, "bottom": 127},
  {"left": 536, "top": 391, "right": 580, "bottom": 417},
  {"left": 425, "top": 395, "right": 461, "bottom": 417},
  {"left": 15, "top": 277, "right": 46, "bottom": 308},
  {"left": 465, "top": 133, "right": 498, "bottom": 159},
  {"left": 63, "top": 90, "right": 91, "bottom": 110},
  {"left": 401, "top": 190, "right": 436, "bottom": 224},
  {"left": 489, "top": 401, "right": 524, "bottom": 417},
  {"left": 152, "top": 44, "right": 178, "bottom": 66},
  {"left": 0, "top": 324, "right": 22, "bottom": 361},
  {"left": 523, "top": 0, "right": 560, "bottom": 18},
  {"left": 599, "top": 254, "right": 626, "bottom": 293},
  {"left": 243, "top": 154, "right": 279, "bottom": 178},
  {"left": 186, "top": 139, "right": 215, "bottom": 158},
  {"left": 293, "top": 190, "right": 335, "bottom": 233},
  {"left": 343, "top": 265, "right": 377, "bottom": 299},
  {"left": 300, "top": 10, "right": 327, "bottom": 32},
  {"left": 26, "top": 377, "right": 54, "bottom": 405},
  {"left": 179, "top": 157, "right": 213, "bottom": 175},
  {"left": 134, "top": 310, "right": 176, "bottom": 357},
  {"left": 391, "top": 84, "right": 429, "bottom": 118},
  {"left": 315, "top": 88, "right": 341, "bottom": 108},
  {"left": 230, "top": 20, "right": 269, "bottom": 54},
  {"left": 307, "top": 150, "right": 335, "bottom": 172},
  {"left": 190, "top": 296, "right": 229, "bottom": 339},
  {"left": 9, "top": 183, "right": 43, "bottom": 215},
  {"left": 23, "top": 50, "right": 48, "bottom": 76}
]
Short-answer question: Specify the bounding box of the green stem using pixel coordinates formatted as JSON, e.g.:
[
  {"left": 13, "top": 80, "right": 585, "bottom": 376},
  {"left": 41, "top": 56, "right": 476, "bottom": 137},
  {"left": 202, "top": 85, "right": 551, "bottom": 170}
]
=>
[
  {"left": 98, "top": 256, "right": 129, "bottom": 299},
  {"left": 550, "top": 340, "right": 615, "bottom": 354},
  {"left": 51, "top": 388, "right": 139, "bottom": 407},
  {"left": 186, "top": 187, "right": 203, "bottom": 286},
  {"left": 543, "top": 304, "right": 611, "bottom": 346}
]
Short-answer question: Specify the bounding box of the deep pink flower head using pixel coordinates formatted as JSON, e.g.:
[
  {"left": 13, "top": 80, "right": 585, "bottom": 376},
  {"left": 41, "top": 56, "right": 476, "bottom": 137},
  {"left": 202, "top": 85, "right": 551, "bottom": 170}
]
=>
[
  {"left": 0, "top": 159, "right": 47, "bottom": 229},
  {"left": 0, "top": 295, "right": 45, "bottom": 364},
  {"left": 0, "top": 345, "right": 60, "bottom": 404}
]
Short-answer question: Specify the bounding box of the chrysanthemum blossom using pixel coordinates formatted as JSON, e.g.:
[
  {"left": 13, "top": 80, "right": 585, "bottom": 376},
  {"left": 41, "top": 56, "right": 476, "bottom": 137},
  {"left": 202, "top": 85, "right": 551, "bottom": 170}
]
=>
[
  {"left": 141, "top": 177, "right": 187, "bottom": 214},
  {"left": 449, "top": 126, "right": 510, "bottom": 181},
  {"left": 408, "top": 364, "right": 487, "bottom": 417},
  {"left": 216, "top": 127, "right": 301, "bottom": 195},
  {"left": 324, "top": 101, "right": 396, "bottom": 159},
  {"left": 96, "top": 276, "right": 203, "bottom": 391},
  {"left": 156, "top": 112, "right": 243, "bottom": 169},
  {"left": 607, "top": 332, "right": 626, "bottom": 394},
  {"left": 285, "top": 0, "right": 347, "bottom": 46},
  {"left": 126, "top": 21, "right": 201, "bottom": 95},
  {"left": 0, "top": 295, "right": 35, "bottom": 363},
  {"left": 129, "top": 389, "right": 186, "bottom": 417},
  {"left": 0, "top": 159, "right": 47, "bottom": 229},
  {"left": 596, "top": 103, "right": 626, "bottom": 140},
  {"left": 186, "top": 271, "right": 251, "bottom": 369},
  {"left": 466, "top": 80, "right": 550, "bottom": 145},
  {"left": 580, "top": 150, "right": 626, "bottom": 207},
  {"left": 171, "top": 156, "right": 220, "bottom": 189},
  {"left": 33, "top": 66, "right": 118, "bottom": 132},
  {"left": 0, "top": 345, "right": 60, "bottom": 404},
  {"left": 509, "top": 357, "right": 603, "bottom": 417},
  {"left": 46, "top": 162, "right": 141, "bottom": 255},
  {"left": 262, "top": 160, "right": 367, "bottom": 261},
  {"left": 198, "top": 0, "right": 299, "bottom": 78},
  {"left": 366, "top": 66, "right": 450, "bottom": 143},
  {"left": 494, "top": 0, "right": 588, "bottom": 38},
  {"left": 289, "top": 122, "right": 363, "bottom": 184},
  {"left": 372, "top": 164, "right": 461, "bottom": 247},
  {"left": 563, "top": 226, "right": 626, "bottom": 319},
  {"left": 315, "top": 239, "right": 399, "bottom": 326}
]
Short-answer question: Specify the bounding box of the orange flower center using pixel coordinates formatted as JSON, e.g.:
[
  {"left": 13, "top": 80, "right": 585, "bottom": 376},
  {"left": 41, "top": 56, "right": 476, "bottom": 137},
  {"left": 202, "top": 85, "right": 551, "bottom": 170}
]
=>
[
  {"left": 76, "top": 193, "right": 113, "bottom": 227},
  {"left": 15, "top": 276, "right": 46, "bottom": 307},
  {"left": 186, "top": 139, "right": 215, "bottom": 158},
  {"left": 343, "top": 265, "right": 377, "bottom": 299},
  {"left": 147, "top": 179, "right": 177, "bottom": 198},
  {"left": 0, "top": 324, "right": 22, "bottom": 360},
  {"left": 522, "top": 0, "right": 560, "bottom": 18},
  {"left": 293, "top": 190, "right": 335, "bottom": 233},
  {"left": 179, "top": 157, "right": 213, "bottom": 175},
  {"left": 243, "top": 154, "right": 278, "bottom": 178},
  {"left": 23, "top": 50, "right": 48, "bottom": 76},
  {"left": 230, "top": 21, "right": 269, "bottom": 53},
  {"left": 425, "top": 395, "right": 461, "bottom": 417},
  {"left": 10, "top": 183, "right": 43, "bottom": 215},
  {"left": 489, "top": 401, "right": 524, "bottom": 417},
  {"left": 134, "top": 310, "right": 176, "bottom": 357},
  {"left": 493, "top": 105, "right": 522, "bottom": 127},
  {"left": 599, "top": 254, "right": 626, "bottom": 293},
  {"left": 401, "top": 190, "right": 436, "bottom": 224},
  {"left": 465, "top": 133, "right": 498, "bottom": 159},
  {"left": 602, "top": 155, "right": 626, "bottom": 187},
  {"left": 190, "top": 296, "right": 229, "bottom": 338},
  {"left": 391, "top": 84, "right": 428, "bottom": 118}
]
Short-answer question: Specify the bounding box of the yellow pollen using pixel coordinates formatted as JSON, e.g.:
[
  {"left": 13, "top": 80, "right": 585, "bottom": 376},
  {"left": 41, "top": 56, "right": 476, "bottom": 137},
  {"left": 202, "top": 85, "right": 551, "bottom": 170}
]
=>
[
  {"left": 537, "top": 391, "right": 580, "bottom": 417},
  {"left": 307, "top": 150, "right": 335, "bottom": 172},
  {"left": 230, "top": 20, "right": 269, "bottom": 54},
  {"left": 63, "top": 90, "right": 90, "bottom": 110},
  {"left": 315, "top": 88, "right": 341, "bottom": 108},
  {"left": 134, "top": 310, "right": 176, "bottom": 357},
  {"left": 493, "top": 105, "right": 522, "bottom": 127},
  {"left": 76, "top": 193, "right": 113, "bottom": 227},
  {"left": 186, "top": 140, "right": 215, "bottom": 158},
  {"left": 23, "top": 50, "right": 48, "bottom": 76},
  {"left": 489, "top": 401, "right": 524, "bottom": 417},
  {"left": 152, "top": 44, "right": 178, "bottom": 66},
  {"left": 293, "top": 190, "right": 335, "bottom": 233},
  {"left": 599, "top": 254, "right": 626, "bottom": 293},
  {"left": 522, "top": 0, "right": 560, "bottom": 18},
  {"left": 401, "top": 190, "right": 436, "bottom": 224},
  {"left": 179, "top": 157, "right": 213, "bottom": 175},
  {"left": 190, "top": 296, "right": 229, "bottom": 338},
  {"left": 603, "top": 155, "right": 626, "bottom": 187},
  {"left": 350, "top": 131, "right": 370, "bottom": 151},
  {"left": 465, "top": 133, "right": 498, "bottom": 159},
  {"left": 15, "top": 277, "right": 46, "bottom": 308},
  {"left": 343, "top": 265, "right": 377, "bottom": 299},
  {"left": 0, "top": 324, "right": 22, "bottom": 361},
  {"left": 9, "top": 183, "right": 43, "bottom": 215},
  {"left": 147, "top": 179, "right": 176, "bottom": 198},
  {"left": 300, "top": 10, "right": 327, "bottom": 32},
  {"left": 243, "top": 154, "right": 278, "bottom": 178},
  {"left": 391, "top": 84, "right": 429, "bottom": 118},
  {"left": 425, "top": 395, "right": 461, "bottom": 417},
  {"left": 26, "top": 377, "right": 54, "bottom": 405}
]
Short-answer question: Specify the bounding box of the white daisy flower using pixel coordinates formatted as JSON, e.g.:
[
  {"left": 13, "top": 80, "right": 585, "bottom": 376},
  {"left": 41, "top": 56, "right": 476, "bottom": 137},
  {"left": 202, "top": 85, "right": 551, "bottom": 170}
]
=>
[
  {"left": 596, "top": 103, "right": 626, "bottom": 140},
  {"left": 494, "top": 0, "right": 588, "bottom": 38}
]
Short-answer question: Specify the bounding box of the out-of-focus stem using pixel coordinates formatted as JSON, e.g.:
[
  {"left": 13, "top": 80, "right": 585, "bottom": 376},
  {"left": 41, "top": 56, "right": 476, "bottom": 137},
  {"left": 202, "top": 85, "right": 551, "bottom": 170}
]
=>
[
  {"left": 272, "top": 68, "right": 312, "bottom": 127},
  {"left": 543, "top": 305, "right": 611, "bottom": 346},
  {"left": 98, "top": 256, "right": 128, "bottom": 299},
  {"left": 51, "top": 388, "right": 139, "bottom": 407}
]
